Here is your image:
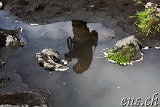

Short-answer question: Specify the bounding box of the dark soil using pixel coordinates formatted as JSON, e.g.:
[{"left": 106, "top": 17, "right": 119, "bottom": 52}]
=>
[
  {"left": 0, "top": 90, "right": 49, "bottom": 106},
  {"left": 0, "top": 1, "right": 159, "bottom": 106},
  {"left": 1, "top": 0, "right": 160, "bottom": 47}
]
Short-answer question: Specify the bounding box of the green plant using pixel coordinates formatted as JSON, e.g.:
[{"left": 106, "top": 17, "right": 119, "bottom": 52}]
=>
[
  {"left": 135, "top": 6, "right": 160, "bottom": 35},
  {"left": 106, "top": 45, "right": 135, "bottom": 64},
  {"left": 137, "top": 40, "right": 142, "bottom": 46}
]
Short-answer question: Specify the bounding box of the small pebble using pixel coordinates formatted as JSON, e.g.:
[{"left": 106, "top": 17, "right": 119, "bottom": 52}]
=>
[
  {"left": 103, "top": 52, "right": 108, "bottom": 56},
  {"left": 142, "top": 46, "right": 149, "bottom": 50},
  {"left": 90, "top": 5, "right": 95, "bottom": 8},
  {"left": 0, "top": 2, "right": 3, "bottom": 9}
]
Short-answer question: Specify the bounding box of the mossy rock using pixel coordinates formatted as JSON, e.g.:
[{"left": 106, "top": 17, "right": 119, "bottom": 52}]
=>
[{"left": 105, "top": 36, "right": 143, "bottom": 65}]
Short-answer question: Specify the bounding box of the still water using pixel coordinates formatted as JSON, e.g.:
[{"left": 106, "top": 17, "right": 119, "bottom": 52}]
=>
[{"left": 0, "top": 10, "right": 160, "bottom": 107}]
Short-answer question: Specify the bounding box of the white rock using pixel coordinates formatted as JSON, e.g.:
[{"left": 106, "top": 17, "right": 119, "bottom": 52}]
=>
[
  {"left": 145, "top": 2, "right": 154, "bottom": 9},
  {"left": 61, "top": 60, "right": 68, "bottom": 65},
  {"left": 142, "top": 46, "right": 149, "bottom": 50},
  {"left": 41, "top": 48, "right": 60, "bottom": 59},
  {"left": 90, "top": 5, "right": 95, "bottom": 8},
  {"left": 5, "top": 34, "right": 27, "bottom": 46},
  {"left": 6, "top": 35, "right": 18, "bottom": 46},
  {"left": 0, "top": 2, "right": 3, "bottom": 9},
  {"left": 36, "top": 49, "right": 69, "bottom": 72},
  {"left": 103, "top": 52, "right": 108, "bottom": 56},
  {"left": 114, "top": 35, "right": 139, "bottom": 50}
]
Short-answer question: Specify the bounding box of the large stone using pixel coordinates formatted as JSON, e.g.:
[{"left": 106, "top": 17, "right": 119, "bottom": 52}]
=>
[
  {"left": 0, "top": 27, "right": 27, "bottom": 47},
  {"left": 106, "top": 35, "right": 143, "bottom": 65},
  {"left": 0, "top": 27, "right": 27, "bottom": 70},
  {"left": 36, "top": 49, "right": 69, "bottom": 71},
  {"left": 115, "top": 35, "right": 143, "bottom": 62},
  {"left": 114, "top": 35, "right": 139, "bottom": 50}
]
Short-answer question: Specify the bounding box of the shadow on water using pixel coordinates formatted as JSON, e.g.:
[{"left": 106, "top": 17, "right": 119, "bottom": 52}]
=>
[{"left": 0, "top": 10, "right": 160, "bottom": 107}]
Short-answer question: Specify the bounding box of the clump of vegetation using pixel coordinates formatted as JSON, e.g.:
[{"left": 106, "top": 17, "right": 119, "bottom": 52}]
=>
[
  {"left": 106, "top": 45, "right": 135, "bottom": 65},
  {"left": 137, "top": 40, "right": 142, "bottom": 46},
  {"left": 135, "top": 5, "right": 160, "bottom": 35}
]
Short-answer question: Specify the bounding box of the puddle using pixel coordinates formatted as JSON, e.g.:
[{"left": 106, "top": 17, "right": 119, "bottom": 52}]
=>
[{"left": 0, "top": 10, "right": 160, "bottom": 107}]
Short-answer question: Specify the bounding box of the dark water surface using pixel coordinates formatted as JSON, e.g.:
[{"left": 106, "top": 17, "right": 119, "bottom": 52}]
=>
[{"left": 0, "top": 11, "right": 160, "bottom": 107}]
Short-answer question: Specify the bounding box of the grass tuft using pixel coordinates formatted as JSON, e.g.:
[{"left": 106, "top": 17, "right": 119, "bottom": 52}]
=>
[
  {"left": 106, "top": 45, "right": 135, "bottom": 64},
  {"left": 135, "top": 6, "right": 160, "bottom": 35}
]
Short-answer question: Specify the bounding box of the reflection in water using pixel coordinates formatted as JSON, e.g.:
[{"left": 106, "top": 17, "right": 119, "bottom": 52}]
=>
[
  {"left": 65, "top": 20, "right": 98, "bottom": 74},
  {"left": 2, "top": 10, "right": 160, "bottom": 107}
]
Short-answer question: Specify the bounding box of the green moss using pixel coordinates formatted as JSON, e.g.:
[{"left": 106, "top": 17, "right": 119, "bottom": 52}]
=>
[
  {"left": 135, "top": 6, "right": 160, "bottom": 35},
  {"left": 106, "top": 45, "right": 135, "bottom": 64},
  {"left": 137, "top": 40, "right": 142, "bottom": 46}
]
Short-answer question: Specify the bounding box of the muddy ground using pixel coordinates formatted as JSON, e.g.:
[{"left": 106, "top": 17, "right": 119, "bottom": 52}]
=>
[
  {"left": 1, "top": 0, "right": 160, "bottom": 46},
  {"left": 0, "top": 0, "right": 160, "bottom": 106}
]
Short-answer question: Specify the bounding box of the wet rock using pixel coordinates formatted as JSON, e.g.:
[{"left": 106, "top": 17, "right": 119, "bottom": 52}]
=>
[
  {"left": 0, "top": 27, "right": 27, "bottom": 47},
  {"left": 0, "top": 90, "right": 49, "bottom": 106},
  {"left": 36, "top": 49, "right": 69, "bottom": 71},
  {"left": 114, "top": 35, "right": 139, "bottom": 50},
  {"left": 0, "top": 59, "right": 4, "bottom": 66},
  {"left": 0, "top": 2, "right": 2, "bottom": 9},
  {"left": 106, "top": 35, "right": 143, "bottom": 65},
  {"left": 105, "top": 35, "right": 116, "bottom": 39},
  {"left": 0, "top": 27, "right": 27, "bottom": 71}
]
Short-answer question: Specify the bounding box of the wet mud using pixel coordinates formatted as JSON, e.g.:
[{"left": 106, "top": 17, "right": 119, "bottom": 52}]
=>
[
  {"left": 0, "top": 0, "right": 160, "bottom": 107},
  {"left": 0, "top": 90, "right": 49, "bottom": 106}
]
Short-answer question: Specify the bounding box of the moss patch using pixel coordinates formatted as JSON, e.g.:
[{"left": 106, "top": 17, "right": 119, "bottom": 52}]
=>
[
  {"left": 135, "top": 6, "right": 160, "bottom": 35},
  {"left": 137, "top": 40, "right": 142, "bottom": 46},
  {"left": 106, "top": 45, "right": 135, "bottom": 64}
]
